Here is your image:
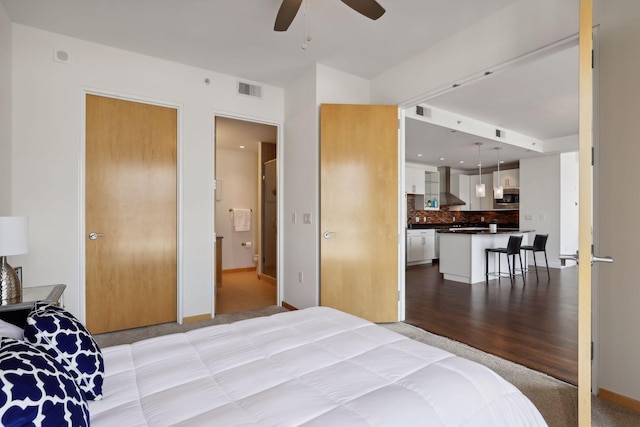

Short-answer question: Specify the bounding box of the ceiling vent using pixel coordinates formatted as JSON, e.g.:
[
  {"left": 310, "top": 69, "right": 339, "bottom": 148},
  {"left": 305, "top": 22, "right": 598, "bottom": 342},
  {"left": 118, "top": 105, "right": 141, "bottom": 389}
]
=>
[
  {"left": 237, "top": 81, "right": 262, "bottom": 99},
  {"left": 416, "top": 105, "right": 432, "bottom": 118}
]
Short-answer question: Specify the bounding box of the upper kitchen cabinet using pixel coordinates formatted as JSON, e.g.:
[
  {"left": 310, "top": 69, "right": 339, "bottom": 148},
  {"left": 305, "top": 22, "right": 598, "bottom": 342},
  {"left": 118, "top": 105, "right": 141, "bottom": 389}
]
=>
[
  {"left": 405, "top": 164, "right": 426, "bottom": 194},
  {"left": 405, "top": 163, "right": 439, "bottom": 210},
  {"left": 493, "top": 168, "right": 519, "bottom": 189},
  {"left": 424, "top": 170, "right": 439, "bottom": 209}
]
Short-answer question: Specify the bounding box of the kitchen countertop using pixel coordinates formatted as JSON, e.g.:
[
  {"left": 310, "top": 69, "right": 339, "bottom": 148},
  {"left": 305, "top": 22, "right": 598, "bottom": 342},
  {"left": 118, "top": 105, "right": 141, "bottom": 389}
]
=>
[
  {"left": 407, "top": 223, "right": 520, "bottom": 230},
  {"left": 437, "top": 228, "right": 533, "bottom": 234}
]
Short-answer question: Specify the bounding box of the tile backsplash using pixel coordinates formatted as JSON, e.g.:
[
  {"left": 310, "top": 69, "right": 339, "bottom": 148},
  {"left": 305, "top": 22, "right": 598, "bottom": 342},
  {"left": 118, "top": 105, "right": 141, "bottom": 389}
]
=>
[{"left": 407, "top": 194, "right": 519, "bottom": 226}]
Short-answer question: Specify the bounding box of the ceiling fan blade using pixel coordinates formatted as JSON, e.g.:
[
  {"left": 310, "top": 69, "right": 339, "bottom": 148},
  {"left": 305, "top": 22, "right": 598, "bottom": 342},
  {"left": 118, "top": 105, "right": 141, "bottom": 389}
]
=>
[
  {"left": 340, "top": 0, "right": 386, "bottom": 20},
  {"left": 274, "top": 0, "right": 304, "bottom": 31}
]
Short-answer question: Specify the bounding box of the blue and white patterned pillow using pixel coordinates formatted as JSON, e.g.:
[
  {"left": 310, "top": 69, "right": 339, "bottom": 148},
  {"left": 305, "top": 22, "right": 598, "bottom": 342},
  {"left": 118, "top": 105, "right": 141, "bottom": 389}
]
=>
[
  {"left": 24, "top": 302, "right": 104, "bottom": 401},
  {"left": 0, "top": 337, "right": 89, "bottom": 426}
]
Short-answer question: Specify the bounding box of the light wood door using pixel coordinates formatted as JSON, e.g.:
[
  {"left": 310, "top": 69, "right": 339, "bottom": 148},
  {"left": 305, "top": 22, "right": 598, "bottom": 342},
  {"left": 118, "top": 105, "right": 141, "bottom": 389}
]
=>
[
  {"left": 85, "top": 94, "right": 177, "bottom": 334},
  {"left": 578, "top": 1, "right": 594, "bottom": 424},
  {"left": 320, "top": 104, "right": 398, "bottom": 322}
]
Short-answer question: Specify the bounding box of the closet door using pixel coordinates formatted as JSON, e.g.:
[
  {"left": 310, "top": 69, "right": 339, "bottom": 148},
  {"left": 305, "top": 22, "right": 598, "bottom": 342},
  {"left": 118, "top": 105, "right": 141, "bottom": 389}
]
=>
[{"left": 85, "top": 94, "right": 177, "bottom": 333}]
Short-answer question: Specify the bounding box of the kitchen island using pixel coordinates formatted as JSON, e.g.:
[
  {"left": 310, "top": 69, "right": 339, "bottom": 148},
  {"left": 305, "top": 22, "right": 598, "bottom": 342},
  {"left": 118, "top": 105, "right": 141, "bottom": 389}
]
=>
[{"left": 438, "top": 228, "right": 533, "bottom": 284}]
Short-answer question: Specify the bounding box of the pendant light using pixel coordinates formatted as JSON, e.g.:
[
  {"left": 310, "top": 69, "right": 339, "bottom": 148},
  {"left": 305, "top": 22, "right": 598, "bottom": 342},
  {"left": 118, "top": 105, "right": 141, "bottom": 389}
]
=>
[
  {"left": 475, "top": 142, "right": 485, "bottom": 197},
  {"left": 494, "top": 147, "right": 504, "bottom": 199}
]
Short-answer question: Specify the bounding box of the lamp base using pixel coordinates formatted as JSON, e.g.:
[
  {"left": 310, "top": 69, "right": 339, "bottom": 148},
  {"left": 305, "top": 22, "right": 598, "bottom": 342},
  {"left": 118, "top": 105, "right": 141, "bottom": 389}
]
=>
[{"left": 0, "top": 256, "right": 22, "bottom": 304}]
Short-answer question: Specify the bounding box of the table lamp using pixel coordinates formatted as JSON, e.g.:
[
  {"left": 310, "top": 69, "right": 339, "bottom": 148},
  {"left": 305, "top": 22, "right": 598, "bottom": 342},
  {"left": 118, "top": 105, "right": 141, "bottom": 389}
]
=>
[{"left": 0, "top": 217, "right": 28, "bottom": 303}]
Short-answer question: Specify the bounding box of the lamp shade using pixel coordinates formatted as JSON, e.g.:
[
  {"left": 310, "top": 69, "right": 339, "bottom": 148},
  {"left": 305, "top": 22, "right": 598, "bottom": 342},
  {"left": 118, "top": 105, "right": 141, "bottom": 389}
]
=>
[
  {"left": 494, "top": 186, "right": 504, "bottom": 199},
  {"left": 0, "top": 217, "right": 29, "bottom": 256}
]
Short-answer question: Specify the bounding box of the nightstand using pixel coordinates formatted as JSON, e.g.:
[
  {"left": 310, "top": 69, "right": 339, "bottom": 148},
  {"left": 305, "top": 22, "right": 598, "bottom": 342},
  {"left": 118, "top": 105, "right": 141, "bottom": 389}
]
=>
[{"left": 0, "top": 284, "right": 66, "bottom": 327}]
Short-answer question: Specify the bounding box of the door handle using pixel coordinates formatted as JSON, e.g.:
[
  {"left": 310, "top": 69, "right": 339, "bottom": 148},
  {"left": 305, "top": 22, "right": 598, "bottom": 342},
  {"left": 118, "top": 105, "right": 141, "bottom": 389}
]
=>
[
  {"left": 88, "top": 232, "right": 105, "bottom": 240},
  {"left": 323, "top": 231, "right": 335, "bottom": 239},
  {"left": 559, "top": 251, "right": 613, "bottom": 266}
]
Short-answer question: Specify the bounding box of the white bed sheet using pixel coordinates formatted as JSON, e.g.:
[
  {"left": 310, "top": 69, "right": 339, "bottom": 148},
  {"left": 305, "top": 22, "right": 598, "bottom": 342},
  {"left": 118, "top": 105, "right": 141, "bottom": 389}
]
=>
[{"left": 89, "top": 307, "right": 547, "bottom": 426}]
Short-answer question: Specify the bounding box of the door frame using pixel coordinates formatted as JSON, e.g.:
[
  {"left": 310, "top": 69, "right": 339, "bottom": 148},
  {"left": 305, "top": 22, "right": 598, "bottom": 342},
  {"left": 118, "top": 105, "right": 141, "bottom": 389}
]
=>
[
  {"left": 211, "top": 112, "right": 283, "bottom": 310},
  {"left": 78, "top": 89, "right": 184, "bottom": 324},
  {"left": 590, "top": 23, "right": 601, "bottom": 397}
]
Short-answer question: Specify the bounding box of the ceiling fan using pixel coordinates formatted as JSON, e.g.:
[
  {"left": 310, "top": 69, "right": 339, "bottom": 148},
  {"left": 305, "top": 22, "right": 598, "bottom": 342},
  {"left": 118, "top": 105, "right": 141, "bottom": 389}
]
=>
[{"left": 274, "top": 0, "right": 386, "bottom": 31}]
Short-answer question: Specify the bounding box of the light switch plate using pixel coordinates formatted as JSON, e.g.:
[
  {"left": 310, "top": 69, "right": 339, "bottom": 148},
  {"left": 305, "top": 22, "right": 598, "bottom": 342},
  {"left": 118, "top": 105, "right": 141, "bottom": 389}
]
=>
[{"left": 303, "top": 213, "right": 312, "bottom": 224}]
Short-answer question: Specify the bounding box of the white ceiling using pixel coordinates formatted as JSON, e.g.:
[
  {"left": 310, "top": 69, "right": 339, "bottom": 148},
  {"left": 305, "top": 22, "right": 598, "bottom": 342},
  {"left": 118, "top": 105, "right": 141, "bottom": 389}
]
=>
[
  {"left": 0, "top": 0, "right": 517, "bottom": 88},
  {"left": 1, "top": 0, "right": 578, "bottom": 169},
  {"left": 216, "top": 117, "right": 277, "bottom": 153},
  {"left": 406, "top": 42, "right": 579, "bottom": 171}
]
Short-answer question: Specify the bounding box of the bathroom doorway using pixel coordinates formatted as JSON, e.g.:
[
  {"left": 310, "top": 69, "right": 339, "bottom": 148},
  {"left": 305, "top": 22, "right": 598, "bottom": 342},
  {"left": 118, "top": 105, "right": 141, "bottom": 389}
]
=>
[{"left": 214, "top": 116, "right": 278, "bottom": 313}]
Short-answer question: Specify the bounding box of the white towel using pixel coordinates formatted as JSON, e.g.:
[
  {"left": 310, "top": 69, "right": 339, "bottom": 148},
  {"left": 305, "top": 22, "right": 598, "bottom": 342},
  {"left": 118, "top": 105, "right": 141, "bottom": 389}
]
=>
[{"left": 233, "top": 208, "right": 251, "bottom": 232}]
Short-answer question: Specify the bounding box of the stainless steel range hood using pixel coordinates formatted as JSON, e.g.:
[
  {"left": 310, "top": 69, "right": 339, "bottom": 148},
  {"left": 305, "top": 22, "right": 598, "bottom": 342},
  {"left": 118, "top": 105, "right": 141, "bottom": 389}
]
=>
[{"left": 438, "top": 166, "right": 466, "bottom": 207}]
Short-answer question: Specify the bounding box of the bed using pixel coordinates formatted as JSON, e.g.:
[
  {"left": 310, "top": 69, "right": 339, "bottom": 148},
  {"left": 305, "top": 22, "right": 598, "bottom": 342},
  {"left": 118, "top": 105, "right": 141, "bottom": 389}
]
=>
[{"left": 87, "top": 306, "right": 546, "bottom": 426}]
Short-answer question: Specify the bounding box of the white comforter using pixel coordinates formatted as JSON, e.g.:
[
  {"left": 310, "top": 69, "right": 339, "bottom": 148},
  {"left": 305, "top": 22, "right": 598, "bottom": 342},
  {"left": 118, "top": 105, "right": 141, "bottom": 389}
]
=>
[{"left": 89, "top": 307, "right": 547, "bottom": 426}]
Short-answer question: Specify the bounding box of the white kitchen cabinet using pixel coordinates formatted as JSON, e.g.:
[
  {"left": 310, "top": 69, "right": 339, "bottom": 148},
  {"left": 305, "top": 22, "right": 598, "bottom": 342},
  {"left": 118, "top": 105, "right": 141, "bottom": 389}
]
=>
[
  {"left": 407, "top": 229, "right": 435, "bottom": 265},
  {"left": 406, "top": 163, "right": 439, "bottom": 210},
  {"left": 405, "top": 165, "right": 425, "bottom": 194},
  {"left": 493, "top": 168, "right": 519, "bottom": 189},
  {"left": 424, "top": 170, "right": 440, "bottom": 209},
  {"left": 450, "top": 174, "right": 470, "bottom": 211}
]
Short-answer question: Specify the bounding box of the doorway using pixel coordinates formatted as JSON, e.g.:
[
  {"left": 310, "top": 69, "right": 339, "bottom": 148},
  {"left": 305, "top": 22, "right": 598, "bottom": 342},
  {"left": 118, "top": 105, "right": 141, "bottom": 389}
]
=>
[
  {"left": 402, "top": 38, "right": 581, "bottom": 382},
  {"left": 214, "top": 116, "right": 278, "bottom": 314}
]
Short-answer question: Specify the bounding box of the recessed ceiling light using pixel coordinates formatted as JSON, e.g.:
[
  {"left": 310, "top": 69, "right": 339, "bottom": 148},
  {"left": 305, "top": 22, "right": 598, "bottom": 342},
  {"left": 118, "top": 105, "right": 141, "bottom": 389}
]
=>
[
  {"left": 439, "top": 157, "right": 445, "bottom": 161},
  {"left": 459, "top": 160, "right": 464, "bottom": 164},
  {"left": 500, "top": 160, "right": 505, "bottom": 164},
  {"left": 239, "top": 145, "right": 246, "bottom": 149},
  {"left": 417, "top": 153, "right": 423, "bottom": 157}
]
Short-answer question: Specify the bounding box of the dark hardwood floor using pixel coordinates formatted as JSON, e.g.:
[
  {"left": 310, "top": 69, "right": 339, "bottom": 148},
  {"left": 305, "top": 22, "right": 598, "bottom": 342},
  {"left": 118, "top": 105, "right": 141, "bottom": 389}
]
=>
[{"left": 405, "top": 262, "right": 578, "bottom": 385}]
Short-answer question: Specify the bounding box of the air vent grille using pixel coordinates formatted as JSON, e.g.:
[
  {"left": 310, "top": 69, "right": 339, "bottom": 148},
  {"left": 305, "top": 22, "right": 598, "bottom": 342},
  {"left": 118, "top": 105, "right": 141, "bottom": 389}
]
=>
[
  {"left": 416, "top": 106, "right": 431, "bottom": 118},
  {"left": 237, "top": 81, "right": 262, "bottom": 98}
]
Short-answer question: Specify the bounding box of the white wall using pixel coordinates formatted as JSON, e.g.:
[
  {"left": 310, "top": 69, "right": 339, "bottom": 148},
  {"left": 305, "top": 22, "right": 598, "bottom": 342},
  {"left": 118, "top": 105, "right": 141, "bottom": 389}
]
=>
[
  {"left": 520, "top": 155, "right": 563, "bottom": 269},
  {"left": 520, "top": 153, "right": 578, "bottom": 269},
  {"left": 559, "top": 152, "right": 579, "bottom": 257},
  {"left": 214, "top": 148, "right": 258, "bottom": 270},
  {"left": 282, "top": 64, "right": 370, "bottom": 309},
  {"left": 0, "top": 4, "right": 11, "bottom": 215},
  {"left": 370, "top": 0, "right": 578, "bottom": 106},
  {"left": 595, "top": 0, "right": 640, "bottom": 402},
  {"left": 282, "top": 66, "right": 318, "bottom": 309},
  {"left": 10, "top": 24, "right": 284, "bottom": 320}
]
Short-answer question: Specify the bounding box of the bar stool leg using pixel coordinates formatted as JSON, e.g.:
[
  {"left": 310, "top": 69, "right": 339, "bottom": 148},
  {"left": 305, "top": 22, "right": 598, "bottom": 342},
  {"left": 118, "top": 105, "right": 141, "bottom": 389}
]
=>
[
  {"left": 532, "top": 251, "right": 539, "bottom": 281},
  {"left": 544, "top": 250, "right": 550, "bottom": 280},
  {"left": 518, "top": 252, "right": 525, "bottom": 283},
  {"left": 485, "top": 249, "right": 489, "bottom": 283}
]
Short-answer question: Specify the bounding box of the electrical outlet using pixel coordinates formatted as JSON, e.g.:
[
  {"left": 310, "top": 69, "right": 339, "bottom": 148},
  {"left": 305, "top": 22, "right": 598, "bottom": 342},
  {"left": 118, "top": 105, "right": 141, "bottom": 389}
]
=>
[
  {"left": 303, "top": 213, "right": 312, "bottom": 224},
  {"left": 525, "top": 214, "right": 533, "bottom": 220}
]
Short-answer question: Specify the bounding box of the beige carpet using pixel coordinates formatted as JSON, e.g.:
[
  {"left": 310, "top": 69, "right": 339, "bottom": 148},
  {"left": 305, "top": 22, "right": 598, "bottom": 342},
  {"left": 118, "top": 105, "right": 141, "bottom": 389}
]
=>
[
  {"left": 93, "top": 305, "right": 289, "bottom": 347},
  {"left": 95, "top": 306, "right": 640, "bottom": 426}
]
